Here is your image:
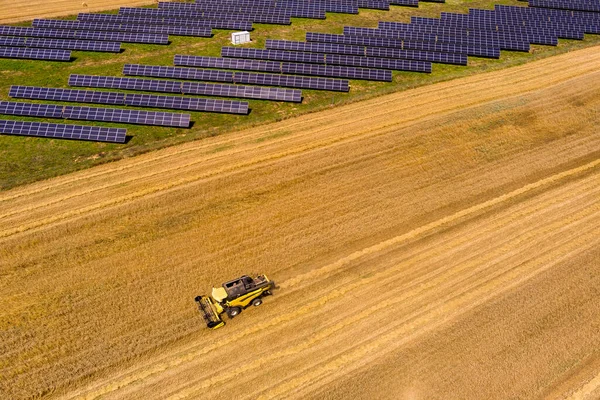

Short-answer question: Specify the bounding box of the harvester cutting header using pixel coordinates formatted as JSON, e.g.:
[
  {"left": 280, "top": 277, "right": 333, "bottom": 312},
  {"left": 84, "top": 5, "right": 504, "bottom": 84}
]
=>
[{"left": 195, "top": 274, "right": 275, "bottom": 329}]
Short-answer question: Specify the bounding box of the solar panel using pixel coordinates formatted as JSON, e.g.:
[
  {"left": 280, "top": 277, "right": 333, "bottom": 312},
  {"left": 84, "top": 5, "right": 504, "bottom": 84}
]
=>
[
  {"left": 68, "top": 74, "right": 302, "bottom": 102},
  {"left": 123, "top": 64, "right": 235, "bottom": 83},
  {"left": 62, "top": 106, "right": 190, "bottom": 127},
  {"left": 174, "top": 55, "right": 282, "bottom": 73},
  {"left": 366, "top": 47, "right": 468, "bottom": 65},
  {"left": 159, "top": 1, "right": 291, "bottom": 15},
  {"left": 495, "top": 4, "right": 600, "bottom": 21},
  {"left": 233, "top": 72, "right": 349, "bottom": 92},
  {"left": 117, "top": 8, "right": 291, "bottom": 24},
  {"left": 0, "top": 100, "right": 191, "bottom": 127},
  {"left": 281, "top": 63, "right": 392, "bottom": 81},
  {"left": 10, "top": 86, "right": 126, "bottom": 105},
  {"left": 0, "top": 119, "right": 126, "bottom": 143},
  {"left": 343, "top": 26, "right": 529, "bottom": 51},
  {"left": 0, "top": 47, "right": 71, "bottom": 61},
  {"left": 77, "top": 13, "right": 253, "bottom": 31},
  {"left": 33, "top": 19, "right": 212, "bottom": 37},
  {"left": 404, "top": 40, "right": 499, "bottom": 58},
  {"left": 325, "top": 54, "right": 432, "bottom": 72},
  {"left": 390, "top": 0, "right": 418, "bottom": 6},
  {"left": 158, "top": 2, "right": 326, "bottom": 18},
  {"left": 445, "top": 16, "right": 586, "bottom": 40},
  {"left": 529, "top": 0, "right": 600, "bottom": 13},
  {"left": 0, "top": 26, "right": 168, "bottom": 44},
  {"left": 222, "top": 47, "right": 326, "bottom": 64},
  {"left": 181, "top": 82, "right": 302, "bottom": 102},
  {"left": 124, "top": 94, "right": 249, "bottom": 114},
  {"left": 0, "top": 101, "right": 63, "bottom": 118},
  {"left": 24, "top": 38, "right": 121, "bottom": 52},
  {"left": 194, "top": 0, "right": 275, "bottom": 6},
  {"left": 305, "top": 32, "right": 500, "bottom": 58},
  {"left": 0, "top": 37, "right": 27, "bottom": 47},
  {"left": 266, "top": 40, "right": 366, "bottom": 56},
  {"left": 358, "top": 0, "right": 390, "bottom": 10}
]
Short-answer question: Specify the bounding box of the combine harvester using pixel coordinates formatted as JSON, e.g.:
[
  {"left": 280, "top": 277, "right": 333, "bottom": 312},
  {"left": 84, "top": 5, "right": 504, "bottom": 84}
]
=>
[{"left": 195, "top": 274, "right": 275, "bottom": 329}]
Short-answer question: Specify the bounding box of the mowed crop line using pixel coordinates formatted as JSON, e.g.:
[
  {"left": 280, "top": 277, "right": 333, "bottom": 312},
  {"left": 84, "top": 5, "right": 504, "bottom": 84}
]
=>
[
  {"left": 1, "top": 47, "right": 600, "bottom": 239},
  {"left": 80, "top": 175, "right": 599, "bottom": 398},
  {"left": 61, "top": 163, "right": 600, "bottom": 400},
  {"left": 159, "top": 185, "right": 600, "bottom": 399},
  {"left": 0, "top": 0, "right": 156, "bottom": 24},
  {"left": 63, "top": 162, "right": 600, "bottom": 400},
  {"left": 3, "top": 45, "right": 600, "bottom": 208}
]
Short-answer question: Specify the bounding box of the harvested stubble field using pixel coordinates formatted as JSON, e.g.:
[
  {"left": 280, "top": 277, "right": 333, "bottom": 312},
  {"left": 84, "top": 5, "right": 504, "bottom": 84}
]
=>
[
  {"left": 1, "top": 45, "right": 600, "bottom": 399},
  {"left": 0, "top": 0, "right": 156, "bottom": 24}
]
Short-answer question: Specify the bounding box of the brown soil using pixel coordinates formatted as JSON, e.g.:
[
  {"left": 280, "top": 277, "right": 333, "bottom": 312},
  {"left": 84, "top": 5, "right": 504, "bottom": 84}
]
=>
[{"left": 1, "top": 46, "right": 600, "bottom": 399}]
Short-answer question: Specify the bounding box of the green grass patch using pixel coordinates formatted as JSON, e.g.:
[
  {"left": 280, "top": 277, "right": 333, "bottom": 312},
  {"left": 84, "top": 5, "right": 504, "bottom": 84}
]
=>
[{"left": 1, "top": 0, "right": 600, "bottom": 190}]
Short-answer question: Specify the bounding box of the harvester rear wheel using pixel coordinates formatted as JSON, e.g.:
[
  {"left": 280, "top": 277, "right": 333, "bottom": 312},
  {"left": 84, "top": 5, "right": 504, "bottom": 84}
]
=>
[
  {"left": 252, "top": 298, "right": 263, "bottom": 307},
  {"left": 227, "top": 307, "right": 241, "bottom": 318}
]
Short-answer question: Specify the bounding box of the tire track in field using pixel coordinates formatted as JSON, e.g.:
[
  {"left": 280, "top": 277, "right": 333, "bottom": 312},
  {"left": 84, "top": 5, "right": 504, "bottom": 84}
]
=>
[
  {"left": 97, "top": 174, "right": 600, "bottom": 400},
  {"left": 62, "top": 162, "right": 600, "bottom": 400},
  {"left": 569, "top": 372, "right": 600, "bottom": 400},
  {"left": 166, "top": 198, "right": 600, "bottom": 399},
  {"left": 259, "top": 233, "right": 600, "bottom": 400}
]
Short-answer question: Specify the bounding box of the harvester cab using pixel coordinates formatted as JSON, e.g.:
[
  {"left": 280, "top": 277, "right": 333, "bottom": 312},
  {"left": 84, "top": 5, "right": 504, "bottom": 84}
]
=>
[{"left": 194, "top": 274, "right": 275, "bottom": 329}]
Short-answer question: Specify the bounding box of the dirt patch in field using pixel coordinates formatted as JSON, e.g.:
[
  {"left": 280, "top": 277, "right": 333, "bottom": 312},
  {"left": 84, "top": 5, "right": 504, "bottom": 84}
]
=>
[{"left": 1, "top": 46, "right": 600, "bottom": 399}]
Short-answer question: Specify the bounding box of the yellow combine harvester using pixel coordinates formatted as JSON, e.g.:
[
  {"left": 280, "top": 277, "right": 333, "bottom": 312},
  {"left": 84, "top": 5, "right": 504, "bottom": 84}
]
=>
[{"left": 194, "top": 274, "right": 275, "bottom": 329}]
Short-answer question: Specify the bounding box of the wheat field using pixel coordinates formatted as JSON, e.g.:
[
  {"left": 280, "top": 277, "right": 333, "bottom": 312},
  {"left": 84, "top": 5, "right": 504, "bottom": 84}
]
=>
[
  {"left": 1, "top": 45, "right": 600, "bottom": 399},
  {"left": 0, "top": 0, "right": 156, "bottom": 23}
]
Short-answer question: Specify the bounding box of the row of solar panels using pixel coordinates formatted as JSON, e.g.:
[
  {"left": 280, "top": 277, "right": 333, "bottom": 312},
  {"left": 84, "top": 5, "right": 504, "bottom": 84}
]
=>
[
  {"left": 0, "top": 37, "right": 121, "bottom": 52},
  {"left": 529, "top": 0, "right": 600, "bottom": 13},
  {"left": 0, "top": 26, "right": 169, "bottom": 44},
  {"left": 0, "top": 101, "right": 190, "bottom": 127},
  {"left": 0, "top": 120, "right": 127, "bottom": 143}
]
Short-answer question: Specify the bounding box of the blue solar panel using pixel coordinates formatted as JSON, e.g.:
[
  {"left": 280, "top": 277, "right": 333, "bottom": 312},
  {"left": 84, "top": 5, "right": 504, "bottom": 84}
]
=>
[
  {"left": 281, "top": 63, "right": 392, "bottom": 81},
  {"left": 222, "top": 47, "right": 326, "bottom": 64},
  {"left": 0, "top": 47, "right": 71, "bottom": 61},
  {"left": 266, "top": 40, "right": 366, "bottom": 56},
  {"left": 175, "top": 55, "right": 282, "bottom": 73},
  {"left": 77, "top": 13, "right": 253, "bottom": 31},
  {"left": 9, "top": 86, "right": 241, "bottom": 114},
  {"left": 390, "top": 0, "right": 418, "bottom": 6},
  {"left": 23, "top": 38, "right": 121, "bottom": 52},
  {"left": 325, "top": 54, "right": 432, "bottom": 73},
  {"left": 358, "top": 0, "right": 390, "bottom": 10},
  {"left": 68, "top": 74, "right": 302, "bottom": 102},
  {"left": 10, "top": 86, "right": 126, "bottom": 105},
  {"left": 158, "top": 2, "right": 326, "bottom": 18},
  {"left": 365, "top": 47, "right": 468, "bottom": 65},
  {"left": 442, "top": 15, "right": 586, "bottom": 39},
  {"left": 529, "top": 0, "right": 600, "bottom": 13},
  {"left": 0, "top": 100, "right": 191, "bottom": 127},
  {"left": 0, "top": 26, "right": 168, "bottom": 44},
  {"left": 0, "top": 119, "right": 126, "bottom": 143},
  {"left": 233, "top": 72, "right": 349, "bottom": 92},
  {"left": 0, "top": 37, "right": 27, "bottom": 47},
  {"left": 125, "top": 94, "right": 249, "bottom": 114},
  {"left": 343, "top": 26, "right": 530, "bottom": 51},
  {"left": 33, "top": 19, "right": 212, "bottom": 37},
  {"left": 305, "top": 32, "right": 500, "bottom": 58},
  {"left": 123, "top": 64, "right": 235, "bottom": 83},
  {"left": 117, "top": 8, "right": 291, "bottom": 24}
]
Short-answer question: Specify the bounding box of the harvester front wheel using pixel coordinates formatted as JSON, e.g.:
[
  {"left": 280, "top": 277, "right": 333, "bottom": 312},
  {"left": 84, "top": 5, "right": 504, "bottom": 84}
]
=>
[
  {"left": 227, "top": 307, "right": 241, "bottom": 318},
  {"left": 252, "top": 298, "right": 263, "bottom": 307}
]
